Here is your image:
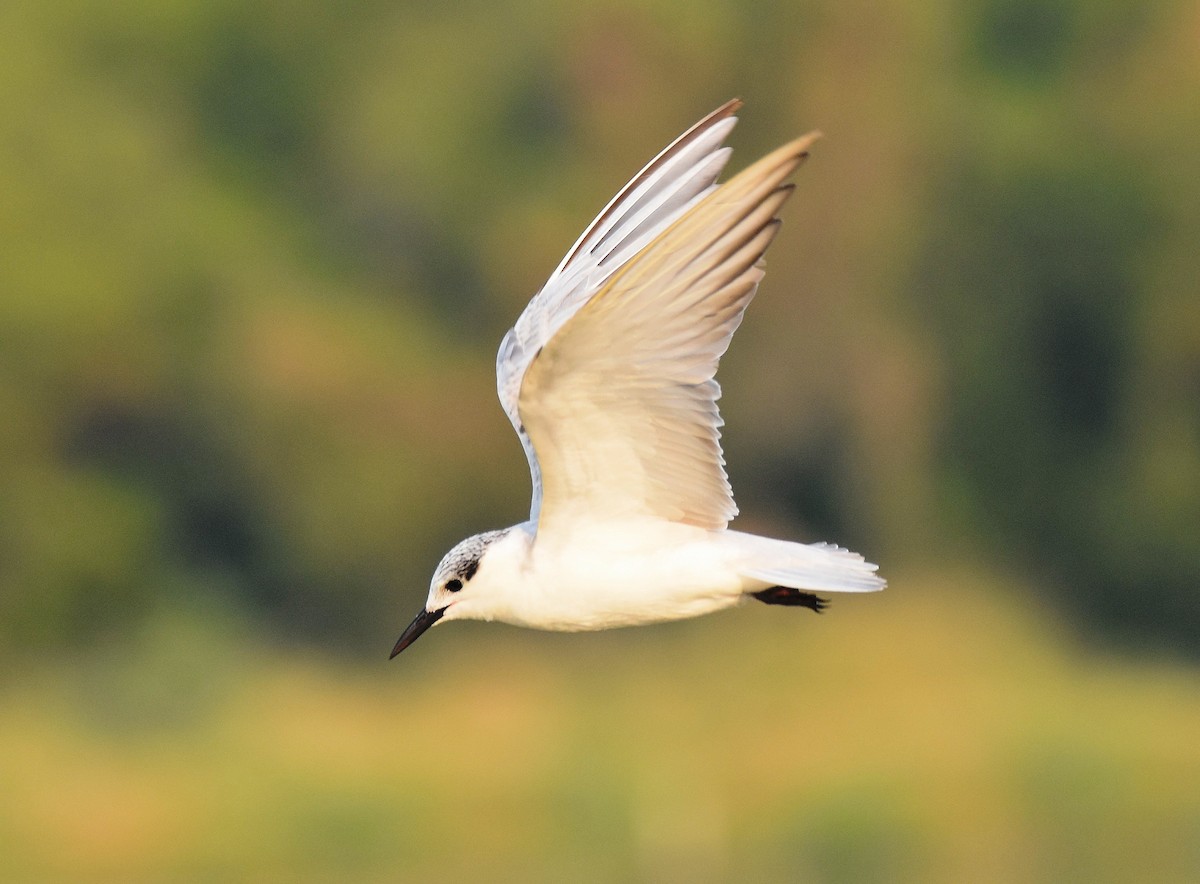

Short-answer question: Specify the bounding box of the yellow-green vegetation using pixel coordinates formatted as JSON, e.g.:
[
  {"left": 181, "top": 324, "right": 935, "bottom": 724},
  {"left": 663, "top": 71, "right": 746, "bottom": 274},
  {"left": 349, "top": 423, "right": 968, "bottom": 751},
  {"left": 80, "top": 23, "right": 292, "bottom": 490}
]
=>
[
  {"left": 2, "top": 0, "right": 1198, "bottom": 656},
  {"left": 3, "top": 572, "right": 1198, "bottom": 882}
]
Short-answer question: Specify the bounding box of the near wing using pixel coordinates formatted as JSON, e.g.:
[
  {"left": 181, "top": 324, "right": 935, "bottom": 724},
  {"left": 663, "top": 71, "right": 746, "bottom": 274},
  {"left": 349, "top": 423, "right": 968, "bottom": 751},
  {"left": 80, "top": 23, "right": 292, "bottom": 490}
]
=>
[
  {"left": 515, "top": 126, "right": 821, "bottom": 535},
  {"left": 497, "top": 100, "right": 742, "bottom": 523}
]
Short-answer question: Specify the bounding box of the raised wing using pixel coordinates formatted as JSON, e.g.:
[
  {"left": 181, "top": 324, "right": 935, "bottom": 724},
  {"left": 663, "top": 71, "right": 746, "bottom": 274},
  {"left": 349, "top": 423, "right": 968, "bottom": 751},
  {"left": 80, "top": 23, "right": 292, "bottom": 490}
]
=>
[
  {"left": 518, "top": 131, "right": 820, "bottom": 535},
  {"left": 497, "top": 101, "right": 742, "bottom": 521}
]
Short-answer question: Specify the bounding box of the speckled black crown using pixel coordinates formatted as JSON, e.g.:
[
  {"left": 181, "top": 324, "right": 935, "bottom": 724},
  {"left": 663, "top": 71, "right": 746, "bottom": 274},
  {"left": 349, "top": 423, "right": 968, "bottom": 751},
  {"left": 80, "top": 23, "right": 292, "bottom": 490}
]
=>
[{"left": 435, "top": 527, "right": 512, "bottom": 584}]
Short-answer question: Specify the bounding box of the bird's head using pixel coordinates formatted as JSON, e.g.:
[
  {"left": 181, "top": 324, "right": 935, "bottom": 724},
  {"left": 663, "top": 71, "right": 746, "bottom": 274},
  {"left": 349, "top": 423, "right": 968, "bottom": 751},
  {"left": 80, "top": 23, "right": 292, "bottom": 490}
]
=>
[{"left": 389, "top": 528, "right": 513, "bottom": 658}]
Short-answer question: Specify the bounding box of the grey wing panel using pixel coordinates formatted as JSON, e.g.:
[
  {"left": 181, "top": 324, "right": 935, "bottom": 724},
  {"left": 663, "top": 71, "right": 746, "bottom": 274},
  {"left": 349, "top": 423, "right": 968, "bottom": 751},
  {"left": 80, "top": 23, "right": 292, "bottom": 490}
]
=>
[{"left": 494, "top": 102, "right": 744, "bottom": 524}]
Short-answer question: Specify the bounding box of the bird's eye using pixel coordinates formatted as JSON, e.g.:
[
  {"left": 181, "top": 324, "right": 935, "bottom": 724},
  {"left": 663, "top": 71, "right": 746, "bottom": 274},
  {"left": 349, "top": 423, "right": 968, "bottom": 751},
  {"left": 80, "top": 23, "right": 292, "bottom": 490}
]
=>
[{"left": 445, "top": 578, "right": 463, "bottom": 593}]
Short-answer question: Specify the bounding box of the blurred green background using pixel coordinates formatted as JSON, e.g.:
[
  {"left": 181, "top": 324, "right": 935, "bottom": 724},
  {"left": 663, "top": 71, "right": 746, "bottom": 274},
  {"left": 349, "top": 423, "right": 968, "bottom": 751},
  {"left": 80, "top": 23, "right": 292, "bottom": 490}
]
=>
[{"left": 2, "top": 0, "right": 1198, "bottom": 880}]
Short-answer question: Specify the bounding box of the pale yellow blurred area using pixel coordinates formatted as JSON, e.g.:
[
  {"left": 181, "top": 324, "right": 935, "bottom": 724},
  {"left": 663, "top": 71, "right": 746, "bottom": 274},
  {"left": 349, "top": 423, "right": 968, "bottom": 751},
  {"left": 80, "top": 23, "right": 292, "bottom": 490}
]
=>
[{"left": 3, "top": 574, "right": 1199, "bottom": 880}]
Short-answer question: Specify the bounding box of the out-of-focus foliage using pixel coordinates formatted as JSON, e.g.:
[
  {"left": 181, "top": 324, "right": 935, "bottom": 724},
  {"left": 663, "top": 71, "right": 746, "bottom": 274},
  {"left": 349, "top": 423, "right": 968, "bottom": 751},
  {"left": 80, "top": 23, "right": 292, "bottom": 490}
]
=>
[
  {"left": 1, "top": 0, "right": 1195, "bottom": 656},
  {"left": 915, "top": 0, "right": 1200, "bottom": 648}
]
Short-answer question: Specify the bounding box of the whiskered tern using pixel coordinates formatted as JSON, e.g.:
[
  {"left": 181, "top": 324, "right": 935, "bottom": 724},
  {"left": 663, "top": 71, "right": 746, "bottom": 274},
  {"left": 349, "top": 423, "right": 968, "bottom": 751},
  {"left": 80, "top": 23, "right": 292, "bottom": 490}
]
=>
[{"left": 391, "top": 100, "right": 884, "bottom": 658}]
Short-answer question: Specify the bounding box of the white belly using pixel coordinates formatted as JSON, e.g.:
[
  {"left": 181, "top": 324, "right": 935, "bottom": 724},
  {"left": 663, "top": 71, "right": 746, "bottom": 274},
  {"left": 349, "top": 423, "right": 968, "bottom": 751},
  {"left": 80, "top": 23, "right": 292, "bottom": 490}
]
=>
[{"left": 494, "top": 522, "right": 747, "bottom": 631}]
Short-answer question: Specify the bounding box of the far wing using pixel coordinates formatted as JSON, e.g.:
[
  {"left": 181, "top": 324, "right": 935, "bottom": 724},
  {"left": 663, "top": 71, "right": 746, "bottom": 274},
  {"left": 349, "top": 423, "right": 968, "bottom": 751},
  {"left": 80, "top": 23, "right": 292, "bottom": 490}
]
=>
[
  {"left": 518, "top": 133, "right": 820, "bottom": 535},
  {"left": 497, "top": 101, "right": 742, "bottom": 522}
]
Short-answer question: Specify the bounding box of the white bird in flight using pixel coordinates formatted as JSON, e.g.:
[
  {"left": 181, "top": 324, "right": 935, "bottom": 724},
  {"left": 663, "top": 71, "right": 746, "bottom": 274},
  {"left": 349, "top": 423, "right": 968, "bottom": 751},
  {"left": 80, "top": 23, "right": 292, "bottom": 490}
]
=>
[{"left": 391, "top": 99, "right": 885, "bottom": 658}]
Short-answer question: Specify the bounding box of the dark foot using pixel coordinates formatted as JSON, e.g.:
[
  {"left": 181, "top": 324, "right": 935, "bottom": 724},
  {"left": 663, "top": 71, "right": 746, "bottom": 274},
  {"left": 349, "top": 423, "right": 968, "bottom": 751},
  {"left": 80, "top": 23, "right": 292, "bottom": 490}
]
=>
[{"left": 751, "top": 586, "right": 829, "bottom": 613}]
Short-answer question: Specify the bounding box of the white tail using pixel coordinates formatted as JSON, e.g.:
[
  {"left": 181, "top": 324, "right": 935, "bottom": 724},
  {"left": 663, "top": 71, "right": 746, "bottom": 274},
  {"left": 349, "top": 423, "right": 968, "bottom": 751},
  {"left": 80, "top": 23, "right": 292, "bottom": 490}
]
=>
[{"left": 733, "top": 533, "right": 886, "bottom": 593}]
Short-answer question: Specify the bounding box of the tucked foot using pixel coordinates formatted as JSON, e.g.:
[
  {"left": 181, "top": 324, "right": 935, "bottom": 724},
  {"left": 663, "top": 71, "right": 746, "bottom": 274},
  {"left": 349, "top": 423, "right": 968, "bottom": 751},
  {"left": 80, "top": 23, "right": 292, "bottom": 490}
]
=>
[{"left": 751, "top": 586, "right": 829, "bottom": 613}]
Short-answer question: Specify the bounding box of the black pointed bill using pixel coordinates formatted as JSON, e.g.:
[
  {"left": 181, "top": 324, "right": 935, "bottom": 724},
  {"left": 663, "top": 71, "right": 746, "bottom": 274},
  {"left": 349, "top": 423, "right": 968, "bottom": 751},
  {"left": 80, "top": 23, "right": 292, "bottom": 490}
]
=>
[{"left": 389, "top": 607, "right": 445, "bottom": 659}]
